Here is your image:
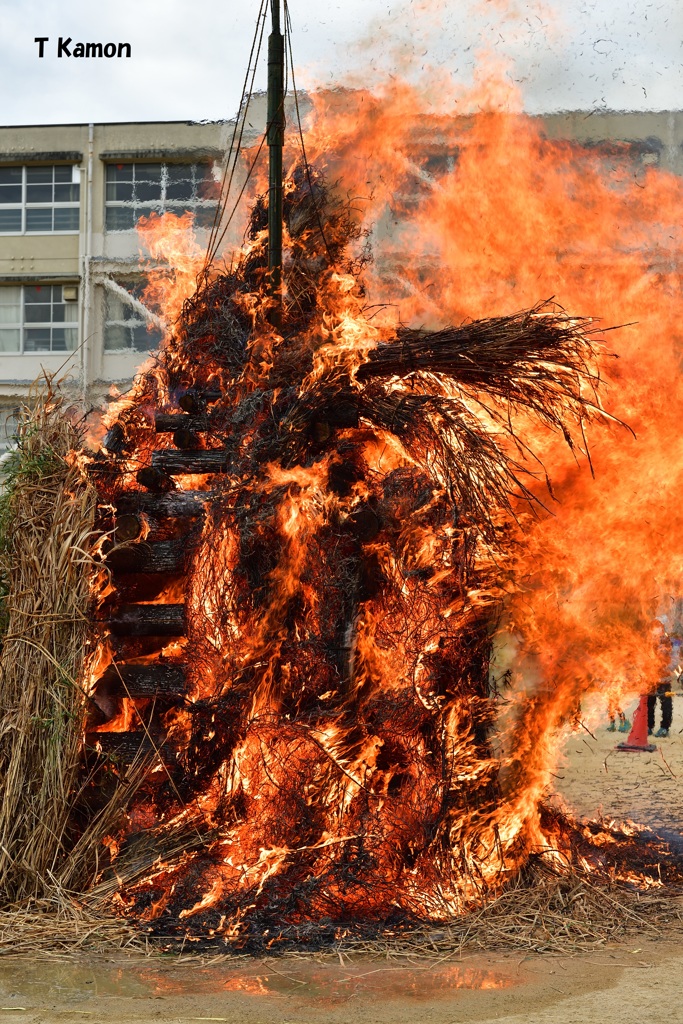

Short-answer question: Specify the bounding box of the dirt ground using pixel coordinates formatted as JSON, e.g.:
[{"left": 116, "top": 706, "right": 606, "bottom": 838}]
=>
[
  {"left": 553, "top": 695, "right": 683, "bottom": 837},
  {"left": 3, "top": 699, "right": 683, "bottom": 1024}
]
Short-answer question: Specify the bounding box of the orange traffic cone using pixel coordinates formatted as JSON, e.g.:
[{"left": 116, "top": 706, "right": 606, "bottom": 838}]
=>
[{"left": 616, "top": 694, "right": 656, "bottom": 752}]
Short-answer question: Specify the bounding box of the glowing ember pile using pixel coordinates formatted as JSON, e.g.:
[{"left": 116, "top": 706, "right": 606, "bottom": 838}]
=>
[{"left": 83, "top": 85, "right": 683, "bottom": 947}]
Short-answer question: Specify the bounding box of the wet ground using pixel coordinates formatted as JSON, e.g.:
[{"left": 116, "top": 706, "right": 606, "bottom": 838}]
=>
[
  {"left": 0, "top": 943, "right": 682, "bottom": 1024},
  {"left": 3, "top": 698, "right": 683, "bottom": 1023},
  {"left": 0, "top": 955, "right": 519, "bottom": 1008}
]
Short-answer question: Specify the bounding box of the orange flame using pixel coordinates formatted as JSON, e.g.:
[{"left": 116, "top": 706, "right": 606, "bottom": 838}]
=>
[{"left": 83, "top": 56, "right": 683, "bottom": 938}]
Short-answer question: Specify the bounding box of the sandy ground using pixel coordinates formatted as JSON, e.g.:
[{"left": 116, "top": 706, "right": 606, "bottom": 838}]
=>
[
  {"left": 554, "top": 696, "right": 683, "bottom": 836},
  {"left": 3, "top": 702, "right": 683, "bottom": 1024}
]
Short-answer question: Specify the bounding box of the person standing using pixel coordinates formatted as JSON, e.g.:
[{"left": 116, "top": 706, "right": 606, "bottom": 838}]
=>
[
  {"left": 648, "top": 619, "right": 676, "bottom": 738},
  {"left": 606, "top": 700, "right": 630, "bottom": 733},
  {"left": 648, "top": 681, "right": 673, "bottom": 737}
]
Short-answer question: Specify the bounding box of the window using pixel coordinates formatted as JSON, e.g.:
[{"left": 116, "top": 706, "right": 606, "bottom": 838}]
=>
[
  {"left": 0, "top": 285, "right": 78, "bottom": 353},
  {"left": 0, "top": 166, "right": 80, "bottom": 234},
  {"left": 104, "top": 280, "right": 164, "bottom": 352},
  {"left": 0, "top": 408, "right": 18, "bottom": 457},
  {"left": 105, "top": 162, "right": 219, "bottom": 231}
]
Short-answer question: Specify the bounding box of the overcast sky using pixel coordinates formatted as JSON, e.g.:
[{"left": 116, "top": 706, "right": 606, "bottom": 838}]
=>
[{"left": 0, "top": 0, "right": 680, "bottom": 125}]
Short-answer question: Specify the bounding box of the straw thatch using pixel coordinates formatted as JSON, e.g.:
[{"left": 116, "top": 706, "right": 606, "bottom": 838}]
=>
[{"left": 0, "top": 380, "right": 122, "bottom": 903}]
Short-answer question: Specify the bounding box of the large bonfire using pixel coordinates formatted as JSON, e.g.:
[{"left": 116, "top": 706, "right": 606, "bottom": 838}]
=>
[{"left": 2, "top": 70, "right": 683, "bottom": 951}]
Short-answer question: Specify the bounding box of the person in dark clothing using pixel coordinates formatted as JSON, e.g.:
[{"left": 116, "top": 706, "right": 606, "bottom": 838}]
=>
[
  {"left": 648, "top": 681, "right": 673, "bottom": 737},
  {"left": 648, "top": 618, "right": 676, "bottom": 738}
]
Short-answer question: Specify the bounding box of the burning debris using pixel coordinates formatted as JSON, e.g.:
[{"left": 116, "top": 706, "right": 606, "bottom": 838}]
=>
[
  {"left": 3, "top": 11, "right": 683, "bottom": 951},
  {"left": 73, "top": 167, "right": 679, "bottom": 950}
]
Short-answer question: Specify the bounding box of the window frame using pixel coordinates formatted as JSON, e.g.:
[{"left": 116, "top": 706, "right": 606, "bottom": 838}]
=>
[
  {"left": 102, "top": 277, "right": 165, "bottom": 353},
  {"left": 0, "top": 284, "right": 79, "bottom": 354},
  {"left": 0, "top": 406, "right": 19, "bottom": 458},
  {"left": 0, "top": 164, "right": 81, "bottom": 236},
  {"left": 104, "top": 160, "right": 219, "bottom": 233}
]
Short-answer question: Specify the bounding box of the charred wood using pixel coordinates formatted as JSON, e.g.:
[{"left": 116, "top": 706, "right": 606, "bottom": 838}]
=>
[
  {"left": 107, "top": 604, "right": 186, "bottom": 636},
  {"left": 106, "top": 539, "right": 188, "bottom": 574},
  {"left": 115, "top": 513, "right": 143, "bottom": 542},
  {"left": 116, "top": 491, "right": 210, "bottom": 518},
  {"left": 95, "top": 663, "right": 187, "bottom": 699},
  {"left": 102, "top": 422, "right": 127, "bottom": 454},
  {"left": 178, "top": 389, "right": 221, "bottom": 414},
  {"left": 151, "top": 450, "right": 230, "bottom": 475},
  {"left": 86, "top": 731, "right": 176, "bottom": 765},
  {"left": 136, "top": 467, "right": 176, "bottom": 492},
  {"left": 173, "top": 428, "right": 201, "bottom": 450},
  {"left": 154, "top": 413, "right": 209, "bottom": 433}
]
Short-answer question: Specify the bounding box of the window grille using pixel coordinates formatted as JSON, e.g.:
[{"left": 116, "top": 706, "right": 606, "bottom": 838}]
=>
[
  {"left": 103, "top": 279, "right": 164, "bottom": 352},
  {"left": 105, "top": 162, "right": 219, "bottom": 231}
]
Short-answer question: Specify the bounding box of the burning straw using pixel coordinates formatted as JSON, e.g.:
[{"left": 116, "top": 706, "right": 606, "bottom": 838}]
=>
[
  {"left": 78, "top": 168, "right": 680, "bottom": 951},
  {"left": 0, "top": 169, "right": 678, "bottom": 958}
]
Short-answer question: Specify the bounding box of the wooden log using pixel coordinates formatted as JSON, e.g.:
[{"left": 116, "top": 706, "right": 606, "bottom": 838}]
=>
[
  {"left": 86, "top": 731, "right": 176, "bottom": 765},
  {"left": 106, "top": 539, "right": 188, "bottom": 574},
  {"left": 95, "top": 663, "right": 187, "bottom": 698},
  {"left": 136, "top": 467, "right": 176, "bottom": 492},
  {"left": 154, "top": 413, "right": 208, "bottom": 433},
  {"left": 107, "top": 604, "right": 185, "bottom": 636},
  {"left": 115, "top": 513, "right": 143, "bottom": 542},
  {"left": 151, "top": 450, "right": 230, "bottom": 475},
  {"left": 173, "top": 428, "right": 201, "bottom": 450},
  {"left": 178, "top": 389, "right": 221, "bottom": 413},
  {"left": 102, "top": 423, "right": 127, "bottom": 454},
  {"left": 115, "top": 491, "right": 210, "bottom": 518}
]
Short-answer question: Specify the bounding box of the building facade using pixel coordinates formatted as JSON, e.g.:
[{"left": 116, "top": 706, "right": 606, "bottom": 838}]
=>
[
  {"left": 0, "top": 116, "right": 263, "bottom": 451},
  {"left": 0, "top": 107, "right": 681, "bottom": 452}
]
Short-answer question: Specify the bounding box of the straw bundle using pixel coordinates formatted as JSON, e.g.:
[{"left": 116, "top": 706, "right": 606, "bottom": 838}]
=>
[{"left": 0, "top": 380, "right": 96, "bottom": 902}]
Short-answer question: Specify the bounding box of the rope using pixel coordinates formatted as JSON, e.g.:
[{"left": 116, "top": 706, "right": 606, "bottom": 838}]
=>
[
  {"left": 202, "top": 0, "right": 269, "bottom": 271},
  {"left": 283, "top": 0, "right": 334, "bottom": 266},
  {"left": 197, "top": 1, "right": 334, "bottom": 291}
]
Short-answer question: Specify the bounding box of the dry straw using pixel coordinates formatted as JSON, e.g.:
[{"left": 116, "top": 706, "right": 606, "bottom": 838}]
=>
[
  {"left": 0, "top": 378, "right": 146, "bottom": 914},
  {"left": 0, "top": 378, "right": 99, "bottom": 903}
]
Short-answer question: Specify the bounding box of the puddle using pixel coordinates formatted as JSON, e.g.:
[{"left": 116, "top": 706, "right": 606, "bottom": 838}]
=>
[{"left": 0, "top": 957, "right": 517, "bottom": 1008}]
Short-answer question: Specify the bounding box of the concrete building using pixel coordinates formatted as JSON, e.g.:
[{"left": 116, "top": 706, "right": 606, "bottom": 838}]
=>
[
  {"left": 0, "top": 106, "right": 681, "bottom": 453},
  {"left": 0, "top": 115, "right": 263, "bottom": 451}
]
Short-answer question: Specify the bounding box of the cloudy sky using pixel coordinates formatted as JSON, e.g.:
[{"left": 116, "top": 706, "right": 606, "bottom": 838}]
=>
[{"left": 0, "top": 0, "right": 680, "bottom": 125}]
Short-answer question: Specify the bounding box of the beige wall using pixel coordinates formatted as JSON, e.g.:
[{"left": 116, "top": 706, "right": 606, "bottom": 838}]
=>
[
  {"left": 0, "top": 118, "right": 251, "bottom": 409},
  {"left": 542, "top": 111, "right": 683, "bottom": 174}
]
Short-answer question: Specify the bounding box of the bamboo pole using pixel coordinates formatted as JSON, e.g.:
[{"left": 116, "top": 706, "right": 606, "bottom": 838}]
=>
[{"left": 267, "top": 0, "right": 285, "bottom": 329}]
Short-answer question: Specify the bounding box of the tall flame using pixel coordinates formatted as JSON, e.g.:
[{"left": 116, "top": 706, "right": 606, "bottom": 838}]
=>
[{"left": 86, "top": 56, "right": 683, "bottom": 944}]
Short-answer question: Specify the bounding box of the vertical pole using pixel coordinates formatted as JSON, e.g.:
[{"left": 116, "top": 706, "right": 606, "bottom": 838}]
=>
[{"left": 267, "top": 0, "right": 285, "bottom": 329}]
